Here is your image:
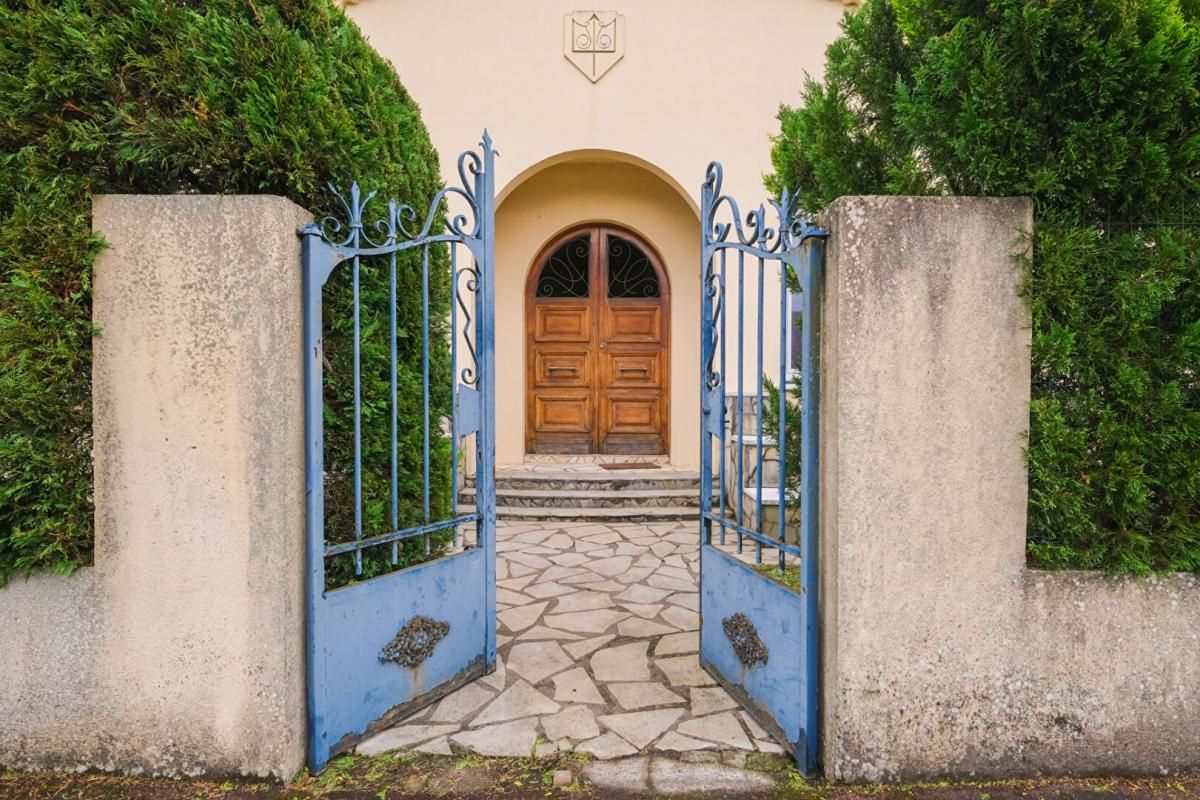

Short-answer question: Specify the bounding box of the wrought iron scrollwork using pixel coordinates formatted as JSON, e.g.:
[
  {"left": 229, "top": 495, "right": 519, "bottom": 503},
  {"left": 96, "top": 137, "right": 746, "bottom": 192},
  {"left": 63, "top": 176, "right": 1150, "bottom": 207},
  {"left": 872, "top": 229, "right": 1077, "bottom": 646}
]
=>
[
  {"left": 723, "top": 613, "right": 769, "bottom": 668},
  {"left": 314, "top": 132, "right": 494, "bottom": 252},
  {"left": 607, "top": 235, "right": 660, "bottom": 298},
  {"left": 701, "top": 161, "right": 827, "bottom": 255},
  {"left": 704, "top": 268, "right": 724, "bottom": 390},
  {"left": 380, "top": 615, "right": 451, "bottom": 668},
  {"left": 699, "top": 160, "right": 828, "bottom": 396},
  {"left": 455, "top": 265, "right": 481, "bottom": 386},
  {"left": 537, "top": 235, "right": 590, "bottom": 298}
]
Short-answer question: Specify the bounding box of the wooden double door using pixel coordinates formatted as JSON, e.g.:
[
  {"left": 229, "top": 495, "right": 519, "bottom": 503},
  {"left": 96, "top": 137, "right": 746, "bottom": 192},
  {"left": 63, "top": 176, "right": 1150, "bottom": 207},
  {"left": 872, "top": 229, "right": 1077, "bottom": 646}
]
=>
[{"left": 526, "top": 225, "right": 670, "bottom": 455}]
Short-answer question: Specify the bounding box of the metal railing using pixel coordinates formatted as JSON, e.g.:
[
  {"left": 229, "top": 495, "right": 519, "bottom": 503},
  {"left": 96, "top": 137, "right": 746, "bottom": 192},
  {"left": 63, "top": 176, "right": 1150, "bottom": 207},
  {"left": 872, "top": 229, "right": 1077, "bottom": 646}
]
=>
[
  {"left": 698, "top": 162, "right": 827, "bottom": 574},
  {"left": 300, "top": 135, "right": 497, "bottom": 588}
]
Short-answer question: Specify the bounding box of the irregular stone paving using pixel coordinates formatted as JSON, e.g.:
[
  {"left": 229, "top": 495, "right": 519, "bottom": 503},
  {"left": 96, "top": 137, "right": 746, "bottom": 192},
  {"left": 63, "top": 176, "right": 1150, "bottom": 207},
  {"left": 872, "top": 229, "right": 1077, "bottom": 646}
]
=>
[{"left": 358, "top": 520, "right": 787, "bottom": 760}]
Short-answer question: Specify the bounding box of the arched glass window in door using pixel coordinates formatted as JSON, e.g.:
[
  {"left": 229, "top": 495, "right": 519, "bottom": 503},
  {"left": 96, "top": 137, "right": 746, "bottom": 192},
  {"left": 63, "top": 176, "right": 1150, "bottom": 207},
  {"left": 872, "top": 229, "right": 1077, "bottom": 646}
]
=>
[
  {"left": 607, "top": 234, "right": 660, "bottom": 298},
  {"left": 536, "top": 234, "right": 590, "bottom": 297}
]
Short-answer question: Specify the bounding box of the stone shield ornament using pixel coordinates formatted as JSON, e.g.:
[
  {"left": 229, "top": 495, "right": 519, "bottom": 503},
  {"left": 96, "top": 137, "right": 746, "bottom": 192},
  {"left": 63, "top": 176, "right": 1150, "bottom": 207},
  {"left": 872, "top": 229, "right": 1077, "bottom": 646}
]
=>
[{"left": 564, "top": 11, "right": 625, "bottom": 83}]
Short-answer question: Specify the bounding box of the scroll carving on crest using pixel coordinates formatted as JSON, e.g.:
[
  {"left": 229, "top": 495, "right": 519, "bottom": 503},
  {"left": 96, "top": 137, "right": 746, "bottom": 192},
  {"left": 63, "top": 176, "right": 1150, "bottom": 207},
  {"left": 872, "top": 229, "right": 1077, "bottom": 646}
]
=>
[{"left": 565, "top": 11, "right": 625, "bottom": 82}]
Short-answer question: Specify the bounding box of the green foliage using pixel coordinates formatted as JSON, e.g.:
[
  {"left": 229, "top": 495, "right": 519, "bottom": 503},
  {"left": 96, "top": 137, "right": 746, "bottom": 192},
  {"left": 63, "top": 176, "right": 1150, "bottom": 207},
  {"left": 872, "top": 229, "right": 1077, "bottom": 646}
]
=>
[
  {"left": 0, "top": 0, "right": 447, "bottom": 584},
  {"left": 761, "top": 375, "right": 803, "bottom": 506},
  {"left": 1027, "top": 219, "right": 1200, "bottom": 571},
  {"left": 321, "top": 243, "right": 455, "bottom": 589},
  {"left": 768, "top": 0, "right": 1200, "bottom": 572}
]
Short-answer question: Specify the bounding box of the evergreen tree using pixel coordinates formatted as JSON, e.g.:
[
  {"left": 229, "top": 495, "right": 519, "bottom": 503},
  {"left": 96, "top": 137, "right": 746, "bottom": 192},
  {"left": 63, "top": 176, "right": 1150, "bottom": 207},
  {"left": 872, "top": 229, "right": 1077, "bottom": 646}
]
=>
[
  {"left": 769, "top": 0, "right": 1200, "bottom": 572},
  {"left": 0, "top": 0, "right": 448, "bottom": 583}
]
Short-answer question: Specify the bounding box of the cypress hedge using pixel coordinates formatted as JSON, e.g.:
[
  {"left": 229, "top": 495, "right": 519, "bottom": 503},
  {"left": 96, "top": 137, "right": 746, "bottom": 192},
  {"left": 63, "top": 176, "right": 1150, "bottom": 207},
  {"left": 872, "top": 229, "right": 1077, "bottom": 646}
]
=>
[
  {"left": 0, "top": 0, "right": 450, "bottom": 585},
  {"left": 769, "top": 0, "right": 1200, "bottom": 572}
]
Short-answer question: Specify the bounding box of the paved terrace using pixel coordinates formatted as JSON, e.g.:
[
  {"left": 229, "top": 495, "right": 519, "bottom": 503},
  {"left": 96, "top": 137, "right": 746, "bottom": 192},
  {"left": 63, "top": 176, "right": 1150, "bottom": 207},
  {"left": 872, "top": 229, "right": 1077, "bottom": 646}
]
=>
[{"left": 358, "top": 519, "right": 786, "bottom": 761}]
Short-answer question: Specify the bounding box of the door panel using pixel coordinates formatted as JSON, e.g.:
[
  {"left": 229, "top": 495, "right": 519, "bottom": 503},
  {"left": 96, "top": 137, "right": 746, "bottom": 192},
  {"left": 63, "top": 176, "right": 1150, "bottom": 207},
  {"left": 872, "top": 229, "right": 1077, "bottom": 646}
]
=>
[
  {"left": 534, "top": 304, "right": 591, "bottom": 341},
  {"left": 603, "top": 394, "right": 661, "bottom": 433},
  {"left": 597, "top": 228, "right": 668, "bottom": 454},
  {"left": 535, "top": 392, "right": 593, "bottom": 432},
  {"left": 535, "top": 350, "right": 591, "bottom": 387},
  {"left": 604, "top": 352, "right": 661, "bottom": 388},
  {"left": 527, "top": 225, "right": 669, "bottom": 455},
  {"left": 604, "top": 305, "right": 661, "bottom": 342}
]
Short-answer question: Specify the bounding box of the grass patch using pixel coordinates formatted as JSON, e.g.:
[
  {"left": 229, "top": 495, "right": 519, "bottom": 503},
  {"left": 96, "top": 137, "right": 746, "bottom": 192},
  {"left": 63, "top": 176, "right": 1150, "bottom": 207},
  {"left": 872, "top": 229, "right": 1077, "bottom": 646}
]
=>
[{"left": 754, "top": 561, "right": 803, "bottom": 592}]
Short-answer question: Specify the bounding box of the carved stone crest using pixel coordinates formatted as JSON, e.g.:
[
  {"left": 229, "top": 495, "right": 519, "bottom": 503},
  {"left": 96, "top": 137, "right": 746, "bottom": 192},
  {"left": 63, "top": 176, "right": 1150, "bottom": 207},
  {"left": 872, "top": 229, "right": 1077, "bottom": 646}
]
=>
[
  {"left": 564, "top": 11, "right": 625, "bottom": 83},
  {"left": 379, "top": 615, "right": 450, "bottom": 668}
]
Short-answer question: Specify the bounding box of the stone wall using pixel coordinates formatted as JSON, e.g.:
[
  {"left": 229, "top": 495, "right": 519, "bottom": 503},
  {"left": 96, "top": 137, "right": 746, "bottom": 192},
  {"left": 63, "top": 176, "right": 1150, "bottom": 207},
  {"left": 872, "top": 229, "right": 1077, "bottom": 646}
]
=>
[
  {"left": 0, "top": 195, "right": 310, "bottom": 778},
  {"left": 818, "top": 195, "right": 1200, "bottom": 781}
]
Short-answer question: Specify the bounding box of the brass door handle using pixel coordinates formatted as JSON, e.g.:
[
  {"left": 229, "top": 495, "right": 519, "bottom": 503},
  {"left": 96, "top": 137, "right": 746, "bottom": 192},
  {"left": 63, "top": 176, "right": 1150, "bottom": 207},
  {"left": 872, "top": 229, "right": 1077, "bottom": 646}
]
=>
[
  {"left": 547, "top": 365, "right": 577, "bottom": 372},
  {"left": 619, "top": 366, "right": 650, "bottom": 373}
]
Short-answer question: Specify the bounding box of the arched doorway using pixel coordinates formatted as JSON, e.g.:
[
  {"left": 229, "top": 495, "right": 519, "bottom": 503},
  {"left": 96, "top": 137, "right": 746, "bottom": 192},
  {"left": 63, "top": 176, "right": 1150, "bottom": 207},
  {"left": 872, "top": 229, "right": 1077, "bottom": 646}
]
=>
[{"left": 525, "top": 224, "right": 670, "bottom": 455}]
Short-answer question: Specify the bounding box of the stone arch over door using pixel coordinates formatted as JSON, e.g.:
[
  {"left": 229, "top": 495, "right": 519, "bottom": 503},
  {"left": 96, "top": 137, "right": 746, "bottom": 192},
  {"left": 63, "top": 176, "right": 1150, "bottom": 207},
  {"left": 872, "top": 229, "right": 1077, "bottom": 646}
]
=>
[
  {"left": 524, "top": 223, "right": 671, "bottom": 455},
  {"left": 492, "top": 154, "right": 701, "bottom": 467}
]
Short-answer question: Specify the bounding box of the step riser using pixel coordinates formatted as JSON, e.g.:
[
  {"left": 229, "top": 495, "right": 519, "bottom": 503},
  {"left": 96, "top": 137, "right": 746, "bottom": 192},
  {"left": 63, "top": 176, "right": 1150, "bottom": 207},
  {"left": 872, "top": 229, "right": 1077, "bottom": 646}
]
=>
[
  {"left": 461, "top": 494, "right": 708, "bottom": 509},
  {"left": 467, "top": 467, "right": 709, "bottom": 521},
  {"left": 466, "top": 478, "right": 710, "bottom": 492},
  {"left": 459, "top": 505, "right": 698, "bottom": 521},
  {"left": 522, "top": 455, "right": 671, "bottom": 466},
  {"left": 494, "top": 509, "right": 698, "bottom": 523}
]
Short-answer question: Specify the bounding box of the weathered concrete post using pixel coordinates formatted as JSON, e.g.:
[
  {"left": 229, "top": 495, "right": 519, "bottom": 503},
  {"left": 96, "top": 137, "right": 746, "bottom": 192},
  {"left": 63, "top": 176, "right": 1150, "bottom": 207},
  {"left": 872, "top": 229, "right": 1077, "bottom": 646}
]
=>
[
  {"left": 0, "top": 195, "right": 311, "bottom": 778},
  {"left": 818, "top": 196, "right": 1200, "bottom": 780}
]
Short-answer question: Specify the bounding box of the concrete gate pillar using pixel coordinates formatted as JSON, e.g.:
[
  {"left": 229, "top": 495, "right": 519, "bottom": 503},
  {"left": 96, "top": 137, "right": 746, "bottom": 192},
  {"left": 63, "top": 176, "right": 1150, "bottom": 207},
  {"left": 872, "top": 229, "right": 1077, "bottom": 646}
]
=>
[{"left": 817, "top": 196, "right": 1200, "bottom": 781}]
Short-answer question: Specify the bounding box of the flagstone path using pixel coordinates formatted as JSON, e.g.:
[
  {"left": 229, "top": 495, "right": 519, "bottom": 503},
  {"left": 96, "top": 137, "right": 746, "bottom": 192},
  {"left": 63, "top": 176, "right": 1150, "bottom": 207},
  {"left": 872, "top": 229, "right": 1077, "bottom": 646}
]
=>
[{"left": 357, "top": 520, "right": 786, "bottom": 761}]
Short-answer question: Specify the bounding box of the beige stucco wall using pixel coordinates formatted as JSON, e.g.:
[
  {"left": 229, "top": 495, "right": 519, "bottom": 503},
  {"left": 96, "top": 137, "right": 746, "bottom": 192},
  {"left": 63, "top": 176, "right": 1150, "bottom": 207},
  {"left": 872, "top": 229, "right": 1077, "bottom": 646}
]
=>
[
  {"left": 818, "top": 196, "right": 1200, "bottom": 780},
  {"left": 347, "top": 0, "right": 847, "bottom": 462},
  {"left": 0, "top": 195, "right": 309, "bottom": 778}
]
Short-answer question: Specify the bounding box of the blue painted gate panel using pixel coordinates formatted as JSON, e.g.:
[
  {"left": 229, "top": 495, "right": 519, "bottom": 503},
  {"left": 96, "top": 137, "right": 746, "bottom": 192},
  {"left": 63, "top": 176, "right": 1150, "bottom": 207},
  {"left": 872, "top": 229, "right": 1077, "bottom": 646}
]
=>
[
  {"left": 311, "top": 549, "right": 487, "bottom": 760},
  {"left": 699, "top": 547, "right": 808, "bottom": 752},
  {"left": 301, "top": 135, "right": 498, "bottom": 771},
  {"left": 697, "top": 162, "right": 826, "bottom": 773}
]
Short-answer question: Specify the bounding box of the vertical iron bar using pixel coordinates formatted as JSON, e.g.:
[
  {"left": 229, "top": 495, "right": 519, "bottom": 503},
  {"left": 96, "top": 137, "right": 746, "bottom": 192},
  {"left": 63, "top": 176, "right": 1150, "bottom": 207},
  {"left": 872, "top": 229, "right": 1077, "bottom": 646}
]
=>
[
  {"left": 352, "top": 253, "right": 363, "bottom": 576},
  {"left": 736, "top": 249, "right": 745, "bottom": 554},
  {"left": 717, "top": 248, "right": 727, "bottom": 545},
  {"left": 699, "top": 258, "right": 712, "bottom": 548},
  {"left": 799, "top": 235, "right": 824, "bottom": 771},
  {"left": 422, "top": 243, "right": 431, "bottom": 556},
  {"left": 450, "top": 243, "right": 459, "bottom": 549},
  {"left": 754, "top": 254, "right": 764, "bottom": 564},
  {"left": 778, "top": 255, "right": 789, "bottom": 573},
  {"left": 697, "top": 180, "right": 714, "bottom": 554},
  {"left": 300, "top": 227, "right": 329, "bottom": 769},
  {"left": 389, "top": 247, "right": 399, "bottom": 565},
  {"left": 478, "top": 132, "right": 498, "bottom": 673}
]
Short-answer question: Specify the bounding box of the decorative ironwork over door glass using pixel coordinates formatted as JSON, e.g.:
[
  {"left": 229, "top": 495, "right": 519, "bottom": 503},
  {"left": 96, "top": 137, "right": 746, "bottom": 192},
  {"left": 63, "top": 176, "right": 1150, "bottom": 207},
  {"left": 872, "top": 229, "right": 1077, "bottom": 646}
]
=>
[
  {"left": 607, "top": 235, "right": 660, "bottom": 298},
  {"left": 536, "top": 235, "right": 590, "bottom": 298},
  {"left": 697, "top": 162, "right": 827, "bottom": 773},
  {"left": 300, "top": 134, "right": 497, "bottom": 772}
]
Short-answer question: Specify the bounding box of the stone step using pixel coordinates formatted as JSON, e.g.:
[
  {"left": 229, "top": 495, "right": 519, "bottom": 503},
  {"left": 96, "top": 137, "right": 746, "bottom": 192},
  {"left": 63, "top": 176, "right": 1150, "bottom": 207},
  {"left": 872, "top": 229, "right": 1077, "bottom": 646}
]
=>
[
  {"left": 522, "top": 453, "right": 670, "bottom": 466},
  {"left": 462, "top": 505, "right": 700, "bottom": 522},
  {"left": 465, "top": 469, "right": 712, "bottom": 493},
  {"left": 460, "top": 486, "right": 712, "bottom": 509}
]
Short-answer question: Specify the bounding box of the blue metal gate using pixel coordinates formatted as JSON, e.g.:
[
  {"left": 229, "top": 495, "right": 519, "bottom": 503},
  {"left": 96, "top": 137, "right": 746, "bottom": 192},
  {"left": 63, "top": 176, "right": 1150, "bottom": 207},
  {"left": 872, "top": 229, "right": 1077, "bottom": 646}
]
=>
[
  {"left": 300, "top": 135, "right": 497, "bottom": 771},
  {"left": 697, "top": 162, "right": 827, "bottom": 773}
]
